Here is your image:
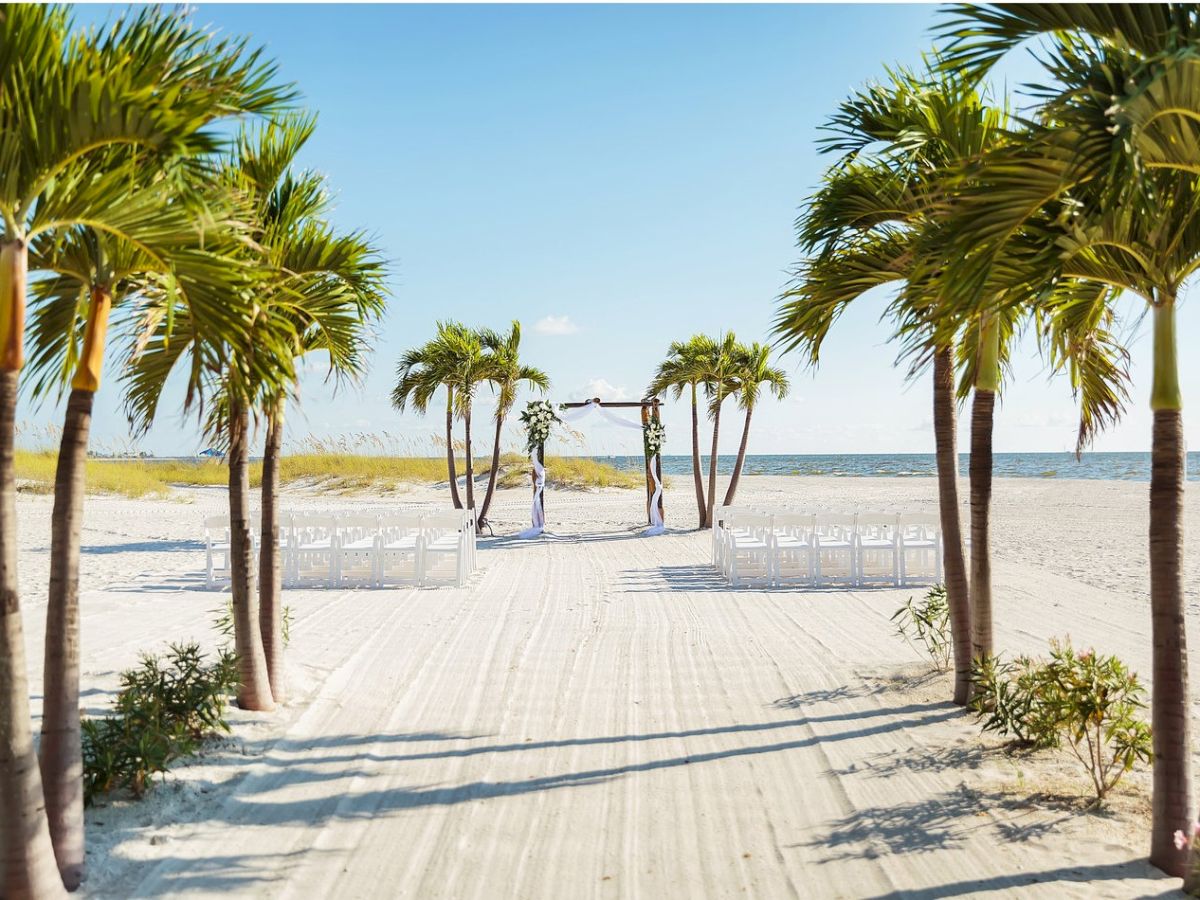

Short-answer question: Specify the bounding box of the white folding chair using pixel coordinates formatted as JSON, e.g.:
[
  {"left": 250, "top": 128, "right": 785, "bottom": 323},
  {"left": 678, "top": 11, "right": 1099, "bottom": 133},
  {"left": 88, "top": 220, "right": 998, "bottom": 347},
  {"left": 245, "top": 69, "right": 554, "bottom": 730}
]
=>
[
  {"left": 337, "top": 515, "right": 380, "bottom": 586},
  {"left": 725, "top": 512, "right": 774, "bottom": 587},
  {"left": 460, "top": 508, "right": 478, "bottom": 571},
  {"left": 290, "top": 515, "right": 338, "bottom": 587},
  {"left": 422, "top": 512, "right": 469, "bottom": 587},
  {"left": 856, "top": 512, "right": 902, "bottom": 587},
  {"left": 204, "top": 515, "right": 231, "bottom": 588},
  {"left": 378, "top": 514, "right": 426, "bottom": 586},
  {"left": 899, "top": 512, "right": 942, "bottom": 586},
  {"left": 814, "top": 512, "right": 858, "bottom": 586},
  {"left": 770, "top": 512, "right": 817, "bottom": 586},
  {"left": 713, "top": 505, "right": 755, "bottom": 571}
]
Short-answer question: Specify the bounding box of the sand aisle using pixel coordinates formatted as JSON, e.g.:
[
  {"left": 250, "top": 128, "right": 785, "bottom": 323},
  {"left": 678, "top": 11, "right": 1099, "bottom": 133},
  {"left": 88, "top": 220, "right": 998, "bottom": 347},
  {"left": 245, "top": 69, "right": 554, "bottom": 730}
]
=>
[{"left": 15, "top": 478, "right": 1192, "bottom": 898}]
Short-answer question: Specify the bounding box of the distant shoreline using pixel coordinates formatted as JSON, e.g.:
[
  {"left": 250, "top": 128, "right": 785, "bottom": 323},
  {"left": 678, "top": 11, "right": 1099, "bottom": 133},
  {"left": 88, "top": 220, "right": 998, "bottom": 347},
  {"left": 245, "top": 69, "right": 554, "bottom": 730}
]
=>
[{"left": 73, "top": 450, "right": 1200, "bottom": 484}]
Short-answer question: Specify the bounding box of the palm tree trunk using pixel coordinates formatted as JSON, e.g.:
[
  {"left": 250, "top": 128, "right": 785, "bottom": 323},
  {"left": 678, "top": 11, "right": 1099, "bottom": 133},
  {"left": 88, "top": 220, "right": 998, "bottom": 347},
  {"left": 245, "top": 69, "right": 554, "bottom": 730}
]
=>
[
  {"left": 463, "top": 404, "right": 475, "bottom": 513},
  {"left": 968, "top": 388, "right": 995, "bottom": 664},
  {"left": 690, "top": 383, "right": 705, "bottom": 528},
  {"left": 1146, "top": 298, "right": 1192, "bottom": 879},
  {"left": 39, "top": 391, "right": 92, "bottom": 892},
  {"left": 38, "top": 284, "right": 111, "bottom": 890},
  {"left": 0, "top": 368, "right": 69, "bottom": 900},
  {"left": 228, "top": 401, "right": 273, "bottom": 712},
  {"left": 258, "top": 397, "right": 285, "bottom": 705},
  {"left": 721, "top": 406, "right": 753, "bottom": 508},
  {"left": 969, "top": 317, "right": 1000, "bottom": 667},
  {"left": 933, "top": 346, "right": 972, "bottom": 707},
  {"left": 704, "top": 398, "right": 723, "bottom": 529},
  {"left": 445, "top": 389, "right": 462, "bottom": 510},
  {"left": 477, "top": 415, "right": 503, "bottom": 527}
]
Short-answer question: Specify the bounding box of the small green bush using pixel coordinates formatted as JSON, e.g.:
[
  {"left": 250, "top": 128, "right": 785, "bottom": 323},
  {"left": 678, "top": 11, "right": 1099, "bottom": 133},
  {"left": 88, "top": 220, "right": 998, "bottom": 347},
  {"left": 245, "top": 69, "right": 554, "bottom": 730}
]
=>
[
  {"left": 890, "top": 585, "right": 951, "bottom": 672},
  {"left": 971, "top": 654, "right": 1062, "bottom": 750},
  {"left": 82, "top": 643, "right": 239, "bottom": 805},
  {"left": 971, "top": 640, "right": 1152, "bottom": 802}
]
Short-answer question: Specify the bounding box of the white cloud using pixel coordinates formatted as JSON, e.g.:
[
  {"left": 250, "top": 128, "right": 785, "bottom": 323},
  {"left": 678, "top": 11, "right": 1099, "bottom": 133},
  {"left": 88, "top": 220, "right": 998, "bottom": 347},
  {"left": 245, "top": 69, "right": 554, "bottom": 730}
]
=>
[
  {"left": 571, "top": 378, "right": 629, "bottom": 402},
  {"left": 533, "top": 314, "right": 579, "bottom": 336}
]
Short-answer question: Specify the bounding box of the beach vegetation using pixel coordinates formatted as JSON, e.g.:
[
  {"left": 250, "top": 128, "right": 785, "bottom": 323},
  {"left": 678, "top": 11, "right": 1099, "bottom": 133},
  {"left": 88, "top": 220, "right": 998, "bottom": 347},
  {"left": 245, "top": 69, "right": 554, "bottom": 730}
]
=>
[
  {"left": 0, "top": 5, "right": 295, "bottom": 892},
  {"left": 721, "top": 342, "right": 789, "bottom": 508},
  {"left": 81, "top": 643, "right": 239, "bottom": 806},
  {"left": 890, "top": 585, "right": 951, "bottom": 673},
  {"left": 476, "top": 322, "right": 550, "bottom": 529},
  {"left": 648, "top": 335, "right": 719, "bottom": 529},
  {"left": 937, "top": 1, "right": 1200, "bottom": 878},
  {"left": 970, "top": 642, "right": 1152, "bottom": 803}
]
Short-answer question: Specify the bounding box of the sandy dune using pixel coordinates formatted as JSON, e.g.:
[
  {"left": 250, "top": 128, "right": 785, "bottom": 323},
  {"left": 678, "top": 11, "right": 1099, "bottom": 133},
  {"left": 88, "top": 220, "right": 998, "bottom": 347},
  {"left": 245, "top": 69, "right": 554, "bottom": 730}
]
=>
[{"left": 14, "top": 475, "right": 1197, "bottom": 897}]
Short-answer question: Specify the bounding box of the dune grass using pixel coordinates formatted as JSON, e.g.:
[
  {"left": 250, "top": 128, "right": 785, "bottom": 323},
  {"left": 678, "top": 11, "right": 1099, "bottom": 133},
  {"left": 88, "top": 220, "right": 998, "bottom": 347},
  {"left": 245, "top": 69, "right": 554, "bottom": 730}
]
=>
[{"left": 13, "top": 450, "right": 646, "bottom": 498}]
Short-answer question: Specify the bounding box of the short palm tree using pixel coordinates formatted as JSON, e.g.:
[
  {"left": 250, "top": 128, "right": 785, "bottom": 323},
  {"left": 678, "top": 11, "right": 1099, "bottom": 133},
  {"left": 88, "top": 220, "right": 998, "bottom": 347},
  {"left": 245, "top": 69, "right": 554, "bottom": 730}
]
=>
[
  {"left": 0, "top": 6, "right": 290, "bottom": 893},
  {"left": 392, "top": 321, "right": 475, "bottom": 510},
  {"left": 476, "top": 321, "right": 549, "bottom": 530},
  {"left": 647, "top": 335, "right": 717, "bottom": 528},
  {"left": 721, "top": 342, "right": 788, "bottom": 508}
]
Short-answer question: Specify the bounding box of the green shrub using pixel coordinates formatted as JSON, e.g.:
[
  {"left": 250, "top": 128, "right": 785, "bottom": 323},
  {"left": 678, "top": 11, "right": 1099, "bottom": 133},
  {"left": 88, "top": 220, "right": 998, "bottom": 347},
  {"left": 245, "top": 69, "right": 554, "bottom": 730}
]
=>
[
  {"left": 890, "top": 585, "right": 951, "bottom": 672},
  {"left": 971, "top": 641, "right": 1152, "bottom": 802},
  {"left": 82, "top": 643, "right": 239, "bottom": 805},
  {"left": 971, "top": 654, "right": 1061, "bottom": 749}
]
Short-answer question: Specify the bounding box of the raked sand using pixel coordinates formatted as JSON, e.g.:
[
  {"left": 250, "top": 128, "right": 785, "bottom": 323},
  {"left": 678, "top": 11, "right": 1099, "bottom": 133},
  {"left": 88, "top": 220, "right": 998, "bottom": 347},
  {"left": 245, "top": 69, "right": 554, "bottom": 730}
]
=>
[{"left": 14, "top": 473, "right": 1200, "bottom": 898}]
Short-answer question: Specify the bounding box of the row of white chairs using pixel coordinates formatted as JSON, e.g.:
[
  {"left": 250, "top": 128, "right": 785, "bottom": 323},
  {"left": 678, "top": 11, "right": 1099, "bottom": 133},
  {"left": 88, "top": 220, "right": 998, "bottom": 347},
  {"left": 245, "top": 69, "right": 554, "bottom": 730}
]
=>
[
  {"left": 712, "top": 507, "right": 942, "bottom": 588},
  {"left": 205, "top": 510, "right": 477, "bottom": 589}
]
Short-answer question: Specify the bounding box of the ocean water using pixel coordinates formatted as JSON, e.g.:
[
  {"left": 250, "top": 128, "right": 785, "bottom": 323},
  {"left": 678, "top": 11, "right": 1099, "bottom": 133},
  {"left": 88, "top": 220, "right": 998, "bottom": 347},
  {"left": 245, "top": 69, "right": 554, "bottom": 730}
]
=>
[{"left": 591, "top": 452, "right": 1200, "bottom": 482}]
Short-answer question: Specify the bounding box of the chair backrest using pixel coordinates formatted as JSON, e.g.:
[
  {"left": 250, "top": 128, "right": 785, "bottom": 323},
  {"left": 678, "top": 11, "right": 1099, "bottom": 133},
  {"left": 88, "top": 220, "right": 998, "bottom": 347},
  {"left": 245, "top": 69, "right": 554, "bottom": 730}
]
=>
[
  {"left": 857, "top": 512, "right": 899, "bottom": 540},
  {"left": 423, "top": 512, "right": 466, "bottom": 534},
  {"left": 730, "top": 512, "right": 773, "bottom": 531},
  {"left": 716, "top": 505, "right": 753, "bottom": 525},
  {"left": 899, "top": 512, "right": 941, "bottom": 539},
  {"left": 338, "top": 515, "right": 380, "bottom": 543},
  {"left": 293, "top": 515, "right": 337, "bottom": 543},
  {"left": 814, "top": 512, "right": 857, "bottom": 540},
  {"left": 771, "top": 512, "right": 815, "bottom": 533},
  {"left": 379, "top": 513, "right": 423, "bottom": 531}
]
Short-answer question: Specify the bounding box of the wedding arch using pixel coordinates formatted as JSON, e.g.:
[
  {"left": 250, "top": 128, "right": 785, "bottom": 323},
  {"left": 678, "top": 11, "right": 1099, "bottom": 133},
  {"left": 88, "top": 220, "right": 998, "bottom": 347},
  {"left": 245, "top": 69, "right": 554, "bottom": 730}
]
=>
[{"left": 518, "top": 397, "right": 665, "bottom": 538}]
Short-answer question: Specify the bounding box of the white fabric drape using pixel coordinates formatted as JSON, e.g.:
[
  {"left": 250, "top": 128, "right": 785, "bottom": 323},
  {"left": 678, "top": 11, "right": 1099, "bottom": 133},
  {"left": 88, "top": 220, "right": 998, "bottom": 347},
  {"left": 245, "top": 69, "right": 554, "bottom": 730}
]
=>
[
  {"left": 646, "top": 453, "right": 665, "bottom": 535},
  {"left": 517, "top": 450, "right": 546, "bottom": 539},
  {"left": 520, "top": 400, "right": 665, "bottom": 538}
]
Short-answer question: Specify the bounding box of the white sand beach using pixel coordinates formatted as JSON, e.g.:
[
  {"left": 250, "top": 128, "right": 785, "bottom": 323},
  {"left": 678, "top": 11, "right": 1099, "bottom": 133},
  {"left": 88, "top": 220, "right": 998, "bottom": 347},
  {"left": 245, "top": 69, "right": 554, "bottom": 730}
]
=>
[{"left": 15, "top": 474, "right": 1198, "bottom": 898}]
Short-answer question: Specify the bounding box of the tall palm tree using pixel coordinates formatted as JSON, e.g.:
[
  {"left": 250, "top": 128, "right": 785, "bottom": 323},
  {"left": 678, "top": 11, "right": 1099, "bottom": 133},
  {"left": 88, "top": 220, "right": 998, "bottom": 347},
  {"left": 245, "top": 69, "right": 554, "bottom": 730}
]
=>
[
  {"left": 392, "top": 321, "right": 474, "bottom": 509},
  {"left": 0, "top": 7, "right": 290, "bottom": 893},
  {"left": 647, "top": 335, "right": 716, "bottom": 528},
  {"left": 774, "top": 66, "right": 992, "bottom": 705},
  {"left": 721, "top": 342, "right": 788, "bottom": 507},
  {"left": 938, "top": 7, "right": 1200, "bottom": 876},
  {"left": 443, "top": 326, "right": 492, "bottom": 516},
  {"left": 236, "top": 118, "right": 387, "bottom": 704},
  {"left": 476, "top": 321, "right": 549, "bottom": 530},
  {"left": 700, "top": 332, "right": 739, "bottom": 529}
]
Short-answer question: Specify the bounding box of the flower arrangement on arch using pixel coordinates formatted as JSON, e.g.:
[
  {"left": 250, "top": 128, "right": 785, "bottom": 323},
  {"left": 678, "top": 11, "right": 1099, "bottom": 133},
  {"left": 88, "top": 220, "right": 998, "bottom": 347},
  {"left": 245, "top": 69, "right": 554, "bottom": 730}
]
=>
[
  {"left": 643, "top": 418, "right": 666, "bottom": 457},
  {"left": 520, "top": 399, "right": 561, "bottom": 452}
]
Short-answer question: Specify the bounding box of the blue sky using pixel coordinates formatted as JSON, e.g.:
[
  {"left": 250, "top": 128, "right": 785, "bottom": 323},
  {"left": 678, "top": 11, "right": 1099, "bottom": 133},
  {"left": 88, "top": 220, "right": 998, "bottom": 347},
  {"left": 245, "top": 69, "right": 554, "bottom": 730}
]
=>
[{"left": 34, "top": 3, "right": 1199, "bottom": 458}]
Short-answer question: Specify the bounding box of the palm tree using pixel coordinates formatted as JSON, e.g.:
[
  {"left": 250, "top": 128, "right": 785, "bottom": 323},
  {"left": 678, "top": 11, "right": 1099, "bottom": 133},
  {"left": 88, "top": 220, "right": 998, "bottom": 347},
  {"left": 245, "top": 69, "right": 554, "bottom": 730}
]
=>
[
  {"left": 721, "top": 342, "right": 789, "bottom": 507},
  {"left": 235, "top": 117, "right": 387, "bottom": 704},
  {"left": 700, "top": 332, "right": 739, "bottom": 529},
  {"left": 647, "top": 335, "right": 716, "bottom": 528},
  {"left": 774, "top": 66, "right": 990, "bottom": 705},
  {"left": 938, "top": 7, "right": 1200, "bottom": 875},
  {"left": 392, "top": 321, "right": 474, "bottom": 509},
  {"left": 0, "top": 6, "right": 290, "bottom": 893},
  {"left": 476, "top": 321, "right": 549, "bottom": 530}
]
